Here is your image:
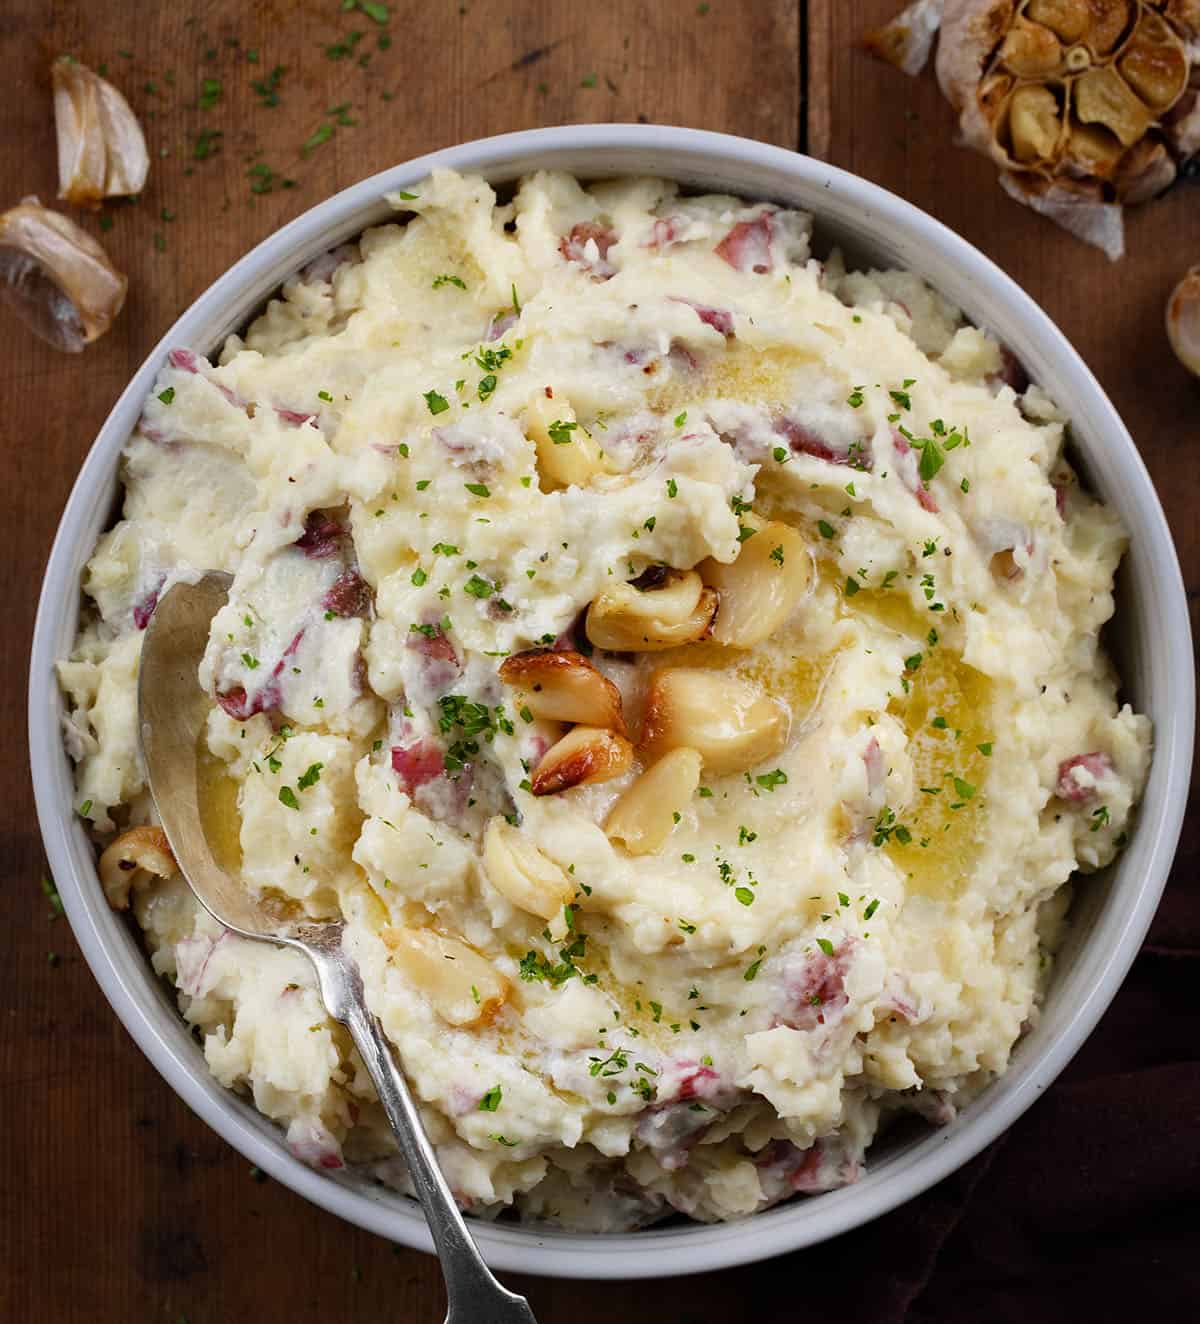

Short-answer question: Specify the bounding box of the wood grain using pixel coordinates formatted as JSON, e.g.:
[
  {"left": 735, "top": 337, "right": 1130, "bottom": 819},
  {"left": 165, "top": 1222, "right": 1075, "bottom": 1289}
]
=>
[{"left": 2, "top": 2, "right": 1195, "bottom": 1321}]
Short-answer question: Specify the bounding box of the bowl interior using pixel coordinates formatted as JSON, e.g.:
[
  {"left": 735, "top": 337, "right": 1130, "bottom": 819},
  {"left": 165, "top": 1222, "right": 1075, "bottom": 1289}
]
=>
[{"left": 29, "top": 126, "right": 1194, "bottom": 1280}]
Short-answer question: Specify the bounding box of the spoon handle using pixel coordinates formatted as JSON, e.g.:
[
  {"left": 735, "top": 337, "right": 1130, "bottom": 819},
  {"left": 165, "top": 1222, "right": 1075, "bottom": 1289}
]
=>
[{"left": 308, "top": 945, "right": 537, "bottom": 1324}]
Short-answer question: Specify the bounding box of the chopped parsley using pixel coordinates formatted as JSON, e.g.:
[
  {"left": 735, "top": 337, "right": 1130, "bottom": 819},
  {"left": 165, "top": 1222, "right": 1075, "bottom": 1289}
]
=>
[
  {"left": 297, "top": 762, "right": 323, "bottom": 790},
  {"left": 478, "top": 1084, "right": 502, "bottom": 1112},
  {"left": 157, "top": 387, "right": 175, "bottom": 405},
  {"left": 41, "top": 875, "right": 65, "bottom": 919},
  {"left": 301, "top": 122, "right": 335, "bottom": 155},
  {"left": 547, "top": 419, "right": 577, "bottom": 446},
  {"left": 815, "top": 937, "right": 835, "bottom": 957},
  {"left": 755, "top": 769, "right": 788, "bottom": 791},
  {"left": 871, "top": 806, "right": 912, "bottom": 847},
  {"left": 666, "top": 478, "right": 678, "bottom": 499},
  {"left": 278, "top": 786, "right": 300, "bottom": 811},
  {"left": 436, "top": 693, "right": 509, "bottom": 772},
  {"left": 463, "top": 574, "right": 495, "bottom": 599},
  {"left": 251, "top": 64, "right": 285, "bottom": 107},
  {"left": 423, "top": 389, "right": 449, "bottom": 415},
  {"left": 464, "top": 482, "right": 490, "bottom": 498},
  {"left": 432, "top": 273, "right": 467, "bottom": 290}
]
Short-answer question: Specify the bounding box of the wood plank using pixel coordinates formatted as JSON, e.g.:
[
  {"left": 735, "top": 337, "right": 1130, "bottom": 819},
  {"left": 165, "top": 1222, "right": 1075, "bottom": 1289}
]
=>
[{"left": 0, "top": 3, "right": 801, "bottom": 1321}]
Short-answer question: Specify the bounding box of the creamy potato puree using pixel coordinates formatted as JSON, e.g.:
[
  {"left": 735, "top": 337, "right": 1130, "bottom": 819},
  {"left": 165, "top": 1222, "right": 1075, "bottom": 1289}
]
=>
[{"left": 58, "top": 171, "right": 1150, "bottom": 1228}]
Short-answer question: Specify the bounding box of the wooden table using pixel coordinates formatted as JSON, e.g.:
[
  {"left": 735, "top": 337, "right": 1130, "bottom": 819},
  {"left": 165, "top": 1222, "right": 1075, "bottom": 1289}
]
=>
[{"left": 3, "top": 2, "right": 1196, "bottom": 1319}]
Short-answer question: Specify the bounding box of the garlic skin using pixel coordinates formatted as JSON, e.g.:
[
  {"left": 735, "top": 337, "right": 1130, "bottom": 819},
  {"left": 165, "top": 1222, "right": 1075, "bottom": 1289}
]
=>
[
  {"left": 863, "top": 0, "right": 948, "bottom": 75},
  {"left": 0, "top": 198, "right": 127, "bottom": 351},
  {"left": 867, "top": 0, "right": 1200, "bottom": 259},
  {"left": 53, "top": 56, "right": 149, "bottom": 207},
  {"left": 1166, "top": 265, "right": 1200, "bottom": 375}
]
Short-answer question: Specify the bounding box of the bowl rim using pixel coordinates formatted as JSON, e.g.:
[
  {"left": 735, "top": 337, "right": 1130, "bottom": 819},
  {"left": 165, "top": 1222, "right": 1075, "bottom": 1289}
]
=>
[{"left": 28, "top": 123, "right": 1194, "bottom": 1280}]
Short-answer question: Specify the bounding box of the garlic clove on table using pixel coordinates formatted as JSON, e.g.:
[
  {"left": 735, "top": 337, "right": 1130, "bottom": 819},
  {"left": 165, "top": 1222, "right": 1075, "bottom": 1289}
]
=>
[
  {"left": 53, "top": 56, "right": 149, "bottom": 207},
  {"left": 1167, "top": 266, "right": 1200, "bottom": 376},
  {"left": 0, "top": 198, "right": 127, "bottom": 351}
]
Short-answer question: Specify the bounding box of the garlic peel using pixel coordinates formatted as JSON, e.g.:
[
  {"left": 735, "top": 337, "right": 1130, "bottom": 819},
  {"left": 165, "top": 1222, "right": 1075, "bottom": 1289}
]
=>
[
  {"left": 0, "top": 198, "right": 127, "bottom": 351},
  {"left": 863, "top": 0, "right": 948, "bottom": 75},
  {"left": 1166, "top": 264, "right": 1200, "bottom": 374},
  {"left": 53, "top": 56, "right": 149, "bottom": 207}
]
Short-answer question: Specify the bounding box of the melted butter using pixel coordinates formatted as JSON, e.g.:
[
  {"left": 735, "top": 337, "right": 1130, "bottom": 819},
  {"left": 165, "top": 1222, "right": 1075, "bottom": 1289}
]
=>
[
  {"left": 656, "top": 616, "right": 841, "bottom": 729},
  {"left": 196, "top": 744, "right": 243, "bottom": 874},
  {"left": 884, "top": 643, "right": 992, "bottom": 900},
  {"left": 647, "top": 344, "right": 814, "bottom": 415},
  {"left": 834, "top": 577, "right": 993, "bottom": 901}
]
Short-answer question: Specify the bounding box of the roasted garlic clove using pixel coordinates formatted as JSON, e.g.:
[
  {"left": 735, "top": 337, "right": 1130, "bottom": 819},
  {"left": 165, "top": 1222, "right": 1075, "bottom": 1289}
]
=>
[
  {"left": 1063, "top": 121, "right": 1126, "bottom": 178},
  {"left": 1081, "top": 0, "right": 1135, "bottom": 57},
  {"left": 586, "top": 568, "right": 718, "bottom": 652},
  {"left": 482, "top": 817, "right": 576, "bottom": 919},
  {"left": 1167, "top": 265, "right": 1200, "bottom": 376},
  {"left": 1118, "top": 14, "right": 1189, "bottom": 110},
  {"left": 498, "top": 649, "right": 626, "bottom": 733},
  {"left": 641, "top": 669, "right": 790, "bottom": 775},
  {"left": 1074, "top": 66, "right": 1154, "bottom": 147},
  {"left": 699, "top": 516, "right": 811, "bottom": 649},
  {"left": 997, "top": 17, "right": 1063, "bottom": 78},
  {"left": 1026, "top": 0, "right": 1091, "bottom": 43},
  {"left": 53, "top": 56, "right": 149, "bottom": 206},
  {"left": 604, "top": 747, "right": 703, "bottom": 855},
  {"left": 0, "top": 198, "right": 127, "bottom": 350},
  {"left": 524, "top": 393, "right": 605, "bottom": 490},
  {"left": 98, "top": 825, "right": 176, "bottom": 910},
  {"left": 381, "top": 926, "right": 509, "bottom": 1026},
  {"left": 1007, "top": 83, "right": 1066, "bottom": 163},
  {"left": 531, "top": 725, "right": 634, "bottom": 796}
]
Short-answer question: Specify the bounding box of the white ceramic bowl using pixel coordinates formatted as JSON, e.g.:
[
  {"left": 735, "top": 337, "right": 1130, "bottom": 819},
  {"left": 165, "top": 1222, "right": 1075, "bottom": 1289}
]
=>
[{"left": 29, "top": 125, "right": 1194, "bottom": 1280}]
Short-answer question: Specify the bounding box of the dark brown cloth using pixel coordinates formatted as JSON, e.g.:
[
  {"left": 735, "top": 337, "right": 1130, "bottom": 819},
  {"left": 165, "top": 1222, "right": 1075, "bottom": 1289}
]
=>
[
  {"left": 663, "top": 836, "right": 1200, "bottom": 1324},
  {"left": 811, "top": 856, "right": 1199, "bottom": 1323}
]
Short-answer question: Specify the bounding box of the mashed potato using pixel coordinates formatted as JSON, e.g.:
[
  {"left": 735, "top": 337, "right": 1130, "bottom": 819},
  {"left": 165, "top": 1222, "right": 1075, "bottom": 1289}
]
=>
[{"left": 58, "top": 170, "right": 1150, "bottom": 1228}]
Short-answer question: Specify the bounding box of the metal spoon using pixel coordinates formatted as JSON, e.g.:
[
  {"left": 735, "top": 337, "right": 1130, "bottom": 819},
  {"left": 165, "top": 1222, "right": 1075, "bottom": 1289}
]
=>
[{"left": 138, "top": 571, "right": 537, "bottom": 1324}]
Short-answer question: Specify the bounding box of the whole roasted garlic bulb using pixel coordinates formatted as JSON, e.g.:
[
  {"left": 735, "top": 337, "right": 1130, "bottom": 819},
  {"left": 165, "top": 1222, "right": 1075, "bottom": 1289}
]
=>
[
  {"left": 53, "top": 56, "right": 149, "bottom": 207},
  {"left": 866, "top": 1, "right": 1200, "bottom": 259},
  {"left": 0, "top": 198, "right": 127, "bottom": 350}
]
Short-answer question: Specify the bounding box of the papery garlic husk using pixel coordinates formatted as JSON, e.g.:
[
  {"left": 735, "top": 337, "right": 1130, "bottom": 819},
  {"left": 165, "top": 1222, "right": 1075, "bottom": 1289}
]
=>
[
  {"left": 869, "top": 0, "right": 1200, "bottom": 259},
  {"left": 53, "top": 56, "right": 149, "bottom": 206},
  {"left": 0, "top": 198, "right": 127, "bottom": 350},
  {"left": 1166, "top": 265, "right": 1200, "bottom": 374},
  {"left": 863, "top": 0, "right": 948, "bottom": 75}
]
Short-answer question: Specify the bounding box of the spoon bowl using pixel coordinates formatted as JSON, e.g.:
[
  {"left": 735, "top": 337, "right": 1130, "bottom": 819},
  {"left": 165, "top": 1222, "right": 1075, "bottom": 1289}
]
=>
[{"left": 138, "top": 571, "right": 537, "bottom": 1324}]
